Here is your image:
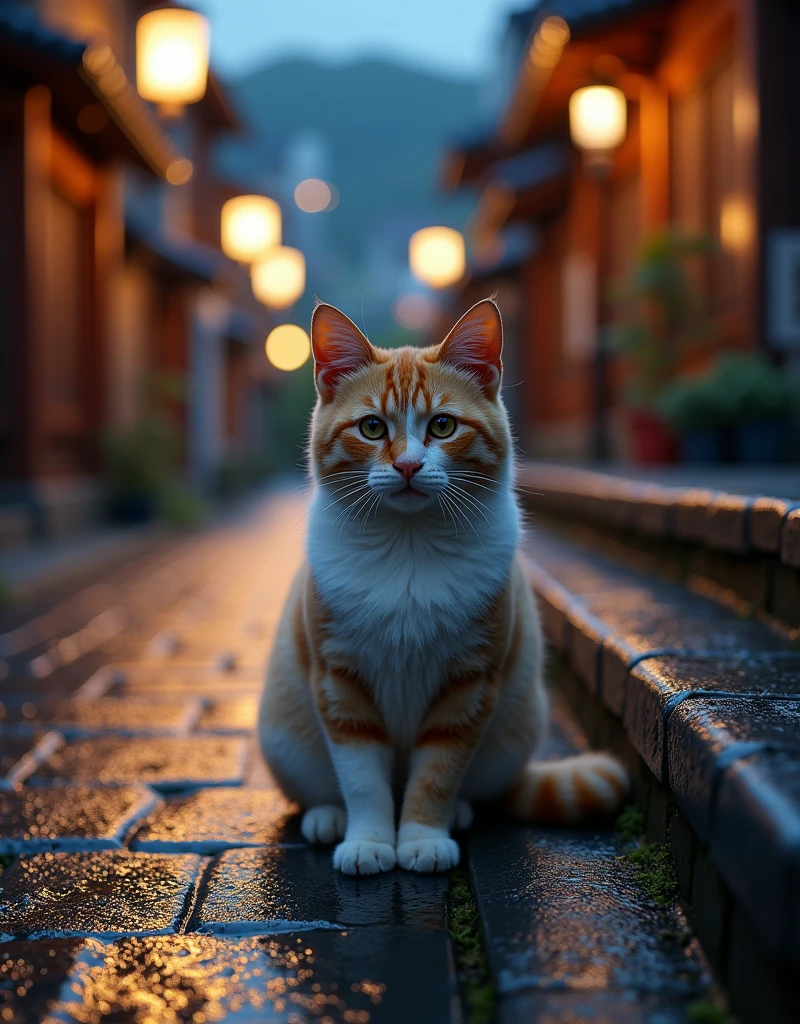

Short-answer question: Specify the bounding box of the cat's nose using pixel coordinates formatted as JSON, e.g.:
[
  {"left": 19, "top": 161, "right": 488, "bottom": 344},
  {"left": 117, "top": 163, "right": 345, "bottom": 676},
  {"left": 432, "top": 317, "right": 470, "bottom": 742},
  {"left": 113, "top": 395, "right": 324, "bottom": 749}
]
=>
[{"left": 393, "top": 459, "right": 422, "bottom": 481}]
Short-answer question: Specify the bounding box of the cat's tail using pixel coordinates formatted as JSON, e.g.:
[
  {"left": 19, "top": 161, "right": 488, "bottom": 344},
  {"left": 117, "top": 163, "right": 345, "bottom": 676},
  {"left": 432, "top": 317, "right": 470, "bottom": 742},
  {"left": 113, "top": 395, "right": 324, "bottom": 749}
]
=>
[{"left": 506, "top": 752, "right": 629, "bottom": 824}]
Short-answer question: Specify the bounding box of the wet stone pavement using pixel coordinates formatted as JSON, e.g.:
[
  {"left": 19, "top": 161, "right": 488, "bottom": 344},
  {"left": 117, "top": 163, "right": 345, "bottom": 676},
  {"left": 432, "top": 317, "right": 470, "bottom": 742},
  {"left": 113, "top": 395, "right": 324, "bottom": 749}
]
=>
[{"left": 0, "top": 494, "right": 711, "bottom": 1023}]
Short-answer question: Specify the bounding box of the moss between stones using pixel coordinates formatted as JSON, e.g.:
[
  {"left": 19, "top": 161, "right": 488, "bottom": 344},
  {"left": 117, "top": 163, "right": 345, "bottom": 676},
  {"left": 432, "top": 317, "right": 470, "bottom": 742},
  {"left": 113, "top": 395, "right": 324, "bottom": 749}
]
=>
[
  {"left": 615, "top": 804, "right": 646, "bottom": 843},
  {"left": 448, "top": 867, "right": 494, "bottom": 1024},
  {"left": 626, "top": 841, "right": 680, "bottom": 906},
  {"left": 687, "top": 999, "right": 737, "bottom": 1023}
]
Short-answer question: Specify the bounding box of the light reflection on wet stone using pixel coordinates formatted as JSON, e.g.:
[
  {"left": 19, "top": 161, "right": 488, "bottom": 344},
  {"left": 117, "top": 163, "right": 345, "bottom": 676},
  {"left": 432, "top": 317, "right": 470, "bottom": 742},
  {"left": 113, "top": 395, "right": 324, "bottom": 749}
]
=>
[
  {"left": 198, "top": 696, "right": 260, "bottom": 734},
  {"left": 469, "top": 826, "right": 707, "bottom": 999},
  {"left": 0, "top": 698, "right": 203, "bottom": 737},
  {"left": 30, "top": 736, "right": 248, "bottom": 792},
  {"left": 0, "top": 731, "right": 63, "bottom": 789},
  {"left": 0, "top": 851, "right": 204, "bottom": 940},
  {"left": 27, "top": 930, "right": 456, "bottom": 1023},
  {"left": 0, "top": 786, "right": 161, "bottom": 853},
  {"left": 192, "top": 848, "right": 449, "bottom": 934},
  {"left": 0, "top": 938, "right": 89, "bottom": 1024},
  {"left": 131, "top": 787, "right": 300, "bottom": 854}
]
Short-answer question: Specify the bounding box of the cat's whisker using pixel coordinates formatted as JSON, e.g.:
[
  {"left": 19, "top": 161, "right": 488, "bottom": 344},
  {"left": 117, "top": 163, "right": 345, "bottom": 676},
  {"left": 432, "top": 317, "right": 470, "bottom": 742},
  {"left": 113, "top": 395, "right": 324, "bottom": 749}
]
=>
[
  {"left": 448, "top": 477, "right": 505, "bottom": 498},
  {"left": 338, "top": 489, "right": 375, "bottom": 542},
  {"left": 447, "top": 480, "right": 504, "bottom": 510},
  {"left": 286, "top": 479, "right": 370, "bottom": 534},
  {"left": 328, "top": 486, "right": 373, "bottom": 529},
  {"left": 439, "top": 492, "right": 461, "bottom": 537},
  {"left": 441, "top": 489, "right": 480, "bottom": 547},
  {"left": 443, "top": 488, "right": 487, "bottom": 548},
  {"left": 446, "top": 485, "right": 499, "bottom": 532},
  {"left": 357, "top": 491, "right": 382, "bottom": 537},
  {"left": 436, "top": 494, "right": 455, "bottom": 535}
]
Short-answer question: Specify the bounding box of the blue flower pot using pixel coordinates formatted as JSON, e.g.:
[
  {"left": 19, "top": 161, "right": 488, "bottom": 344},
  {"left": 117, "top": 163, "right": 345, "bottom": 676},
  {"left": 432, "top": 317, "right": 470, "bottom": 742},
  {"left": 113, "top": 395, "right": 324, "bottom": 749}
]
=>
[
  {"left": 679, "top": 429, "right": 726, "bottom": 464},
  {"left": 112, "top": 495, "right": 156, "bottom": 523},
  {"left": 734, "top": 421, "right": 790, "bottom": 463}
]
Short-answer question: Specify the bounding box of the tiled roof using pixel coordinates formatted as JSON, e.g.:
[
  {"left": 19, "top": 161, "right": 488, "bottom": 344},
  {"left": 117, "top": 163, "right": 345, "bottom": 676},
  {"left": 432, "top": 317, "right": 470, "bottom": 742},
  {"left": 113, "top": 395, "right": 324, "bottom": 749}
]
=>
[
  {"left": 532, "top": 0, "right": 672, "bottom": 34},
  {"left": 0, "top": 1, "right": 181, "bottom": 179},
  {"left": 490, "top": 143, "right": 570, "bottom": 191},
  {"left": 0, "top": 2, "right": 85, "bottom": 61},
  {"left": 126, "top": 217, "right": 223, "bottom": 285}
]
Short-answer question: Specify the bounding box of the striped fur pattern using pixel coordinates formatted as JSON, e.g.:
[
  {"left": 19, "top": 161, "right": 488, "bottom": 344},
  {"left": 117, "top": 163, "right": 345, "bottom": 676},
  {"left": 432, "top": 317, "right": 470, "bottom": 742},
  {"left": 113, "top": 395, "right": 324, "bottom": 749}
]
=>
[{"left": 259, "top": 299, "right": 627, "bottom": 874}]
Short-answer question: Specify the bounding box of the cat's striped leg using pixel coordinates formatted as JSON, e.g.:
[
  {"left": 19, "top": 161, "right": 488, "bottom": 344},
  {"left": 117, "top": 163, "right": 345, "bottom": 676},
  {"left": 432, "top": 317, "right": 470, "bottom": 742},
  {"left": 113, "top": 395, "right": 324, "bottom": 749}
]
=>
[
  {"left": 313, "top": 665, "right": 396, "bottom": 875},
  {"left": 397, "top": 672, "right": 498, "bottom": 873}
]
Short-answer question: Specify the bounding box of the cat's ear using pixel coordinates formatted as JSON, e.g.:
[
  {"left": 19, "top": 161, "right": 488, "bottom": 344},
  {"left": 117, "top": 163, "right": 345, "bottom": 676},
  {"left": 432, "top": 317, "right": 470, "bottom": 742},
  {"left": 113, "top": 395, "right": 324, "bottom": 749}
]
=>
[
  {"left": 437, "top": 298, "right": 503, "bottom": 399},
  {"left": 311, "top": 303, "right": 375, "bottom": 400}
]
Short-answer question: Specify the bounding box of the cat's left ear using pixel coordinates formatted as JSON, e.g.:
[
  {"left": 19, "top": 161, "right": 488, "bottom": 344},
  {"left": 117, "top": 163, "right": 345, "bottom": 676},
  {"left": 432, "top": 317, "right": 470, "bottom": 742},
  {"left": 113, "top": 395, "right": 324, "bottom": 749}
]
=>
[
  {"left": 311, "top": 303, "right": 376, "bottom": 400},
  {"left": 437, "top": 298, "right": 503, "bottom": 399}
]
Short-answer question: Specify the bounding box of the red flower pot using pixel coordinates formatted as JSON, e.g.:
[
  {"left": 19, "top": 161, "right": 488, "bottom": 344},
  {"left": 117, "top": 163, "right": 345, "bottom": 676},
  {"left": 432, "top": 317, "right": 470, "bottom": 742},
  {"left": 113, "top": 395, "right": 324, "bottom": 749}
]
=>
[{"left": 629, "top": 409, "right": 677, "bottom": 465}]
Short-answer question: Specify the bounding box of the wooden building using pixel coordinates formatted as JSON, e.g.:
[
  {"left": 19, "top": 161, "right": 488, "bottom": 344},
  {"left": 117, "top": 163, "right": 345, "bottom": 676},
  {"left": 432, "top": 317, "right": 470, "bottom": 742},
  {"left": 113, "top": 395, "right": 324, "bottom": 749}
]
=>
[
  {"left": 0, "top": 0, "right": 272, "bottom": 544},
  {"left": 443, "top": 0, "right": 800, "bottom": 460}
]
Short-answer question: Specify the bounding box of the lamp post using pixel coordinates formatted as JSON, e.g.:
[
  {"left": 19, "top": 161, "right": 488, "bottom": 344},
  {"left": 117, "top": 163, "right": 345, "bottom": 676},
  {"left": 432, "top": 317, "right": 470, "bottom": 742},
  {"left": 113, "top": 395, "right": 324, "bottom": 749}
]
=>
[
  {"left": 221, "top": 196, "right": 281, "bottom": 264},
  {"left": 568, "top": 83, "right": 628, "bottom": 460},
  {"left": 409, "top": 227, "right": 466, "bottom": 289},
  {"left": 251, "top": 247, "right": 306, "bottom": 309},
  {"left": 136, "top": 7, "right": 210, "bottom": 117},
  {"left": 569, "top": 85, "right": 627, "bottom": 174}
]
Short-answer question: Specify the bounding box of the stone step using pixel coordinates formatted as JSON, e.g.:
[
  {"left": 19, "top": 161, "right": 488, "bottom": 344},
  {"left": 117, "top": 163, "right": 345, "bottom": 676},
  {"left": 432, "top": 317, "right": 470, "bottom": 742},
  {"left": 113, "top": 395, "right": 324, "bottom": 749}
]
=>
[
  {"left": 470, "top": 826, "right": 708, "bottom": 1023},
  {"left": 467, "top": 693, "right": 711, "bottom": 1022},
  {"left": 518, "top": 461, "right": 800, "bottom": 629},
  {"left": 523, "top": 523, "right": 800, "bottom": 1021}
]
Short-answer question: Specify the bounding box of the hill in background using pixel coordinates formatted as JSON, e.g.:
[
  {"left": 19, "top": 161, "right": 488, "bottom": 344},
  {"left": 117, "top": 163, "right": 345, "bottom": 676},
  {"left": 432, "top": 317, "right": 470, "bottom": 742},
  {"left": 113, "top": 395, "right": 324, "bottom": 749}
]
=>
[{"left": 217, "top": 56, "right": 482, "bottom": 332}]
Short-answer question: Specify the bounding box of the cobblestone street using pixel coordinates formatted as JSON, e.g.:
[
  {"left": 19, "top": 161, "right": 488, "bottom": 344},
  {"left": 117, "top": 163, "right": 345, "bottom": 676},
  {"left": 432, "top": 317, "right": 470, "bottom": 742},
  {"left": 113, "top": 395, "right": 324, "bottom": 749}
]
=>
[{"left": 0, "top": 491, "right": 726, "bottom": 1023}]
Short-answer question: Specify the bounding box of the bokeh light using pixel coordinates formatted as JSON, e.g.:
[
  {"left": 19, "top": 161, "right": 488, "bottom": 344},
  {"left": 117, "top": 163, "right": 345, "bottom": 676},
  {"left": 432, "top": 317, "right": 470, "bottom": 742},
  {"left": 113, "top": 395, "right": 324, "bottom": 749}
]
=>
[
  {"left": 409, "top": 227, "right": 465, "bottom": 289},
  {"left": 221, "top": 196, "right": 281, "bottom": 263},
  {"left": 295, "top": 179, "right": 333, "bottom": 213},
  {"left": 266, "top": 324, "right": 311, "bottom": 371},
  {"left": 251, "top": 246, "right": 306, "bottom": 308},
  {"left": 136, "top": 9, "right": 210, "bottom": 107},
  {"left": 569, "top": 85, "right": 627, "bottom": 152},
  {"left": 393, "top": 294, "right": 437, "bottom": 330},
  {"left": 720, "top": 196, "right": 754, "bottom": 252},
  {"left": 166, "top": 159, "right": 194, "bottom": 186}
]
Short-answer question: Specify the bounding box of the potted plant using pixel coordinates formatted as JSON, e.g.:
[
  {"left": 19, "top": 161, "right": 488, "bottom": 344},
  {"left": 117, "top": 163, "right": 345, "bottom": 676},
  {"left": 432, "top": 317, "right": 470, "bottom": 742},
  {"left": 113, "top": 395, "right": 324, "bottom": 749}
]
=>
[
  {"left": 657, "top": 372, "right": 730, "bottom": 463},
  {"left": 609, "top": 230, "right": 715, "bottom": 464},
  {"left": 101, "top": 373, "right": 183, "bottom": 523},
  {"left": 713, "top": 354, "right": 797, "bottom": 463}
]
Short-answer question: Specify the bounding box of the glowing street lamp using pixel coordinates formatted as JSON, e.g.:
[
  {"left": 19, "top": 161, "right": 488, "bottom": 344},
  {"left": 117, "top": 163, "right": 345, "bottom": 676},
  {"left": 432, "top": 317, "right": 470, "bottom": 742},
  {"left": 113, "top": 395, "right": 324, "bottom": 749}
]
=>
[
  {"left": 136, "top": 8, "right": 210, "bottom": 115},
  {"left": 409, "top": 227, "right": 465, "bottom": 289},
  {"left": 251, "top": 246, "right": 306, "bottom": 309},
  {"left": 569, "top": 85, "right": 627, "bottom": 172},
  {"left": 221, "top": 196, "right": 281, "bottom": 263},
  {"left": 568, "top": 84, "right": 628, "bottom": 458},
  {"left": 266, "top": 324, "right": 311, "bottom": 371}
]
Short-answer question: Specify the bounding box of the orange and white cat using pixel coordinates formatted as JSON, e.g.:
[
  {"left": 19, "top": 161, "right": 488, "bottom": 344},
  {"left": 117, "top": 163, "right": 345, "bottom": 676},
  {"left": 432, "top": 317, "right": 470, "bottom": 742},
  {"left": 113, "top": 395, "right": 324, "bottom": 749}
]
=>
[{"left": 259, "top": 298, "right": 627, "bottom": 875}]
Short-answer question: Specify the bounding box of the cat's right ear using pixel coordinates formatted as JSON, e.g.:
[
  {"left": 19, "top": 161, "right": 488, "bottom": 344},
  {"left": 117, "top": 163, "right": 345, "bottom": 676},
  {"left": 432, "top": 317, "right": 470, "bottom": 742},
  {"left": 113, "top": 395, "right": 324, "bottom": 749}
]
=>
[{"left": 311, "top": 304, "right": 375, "bottom": 400}]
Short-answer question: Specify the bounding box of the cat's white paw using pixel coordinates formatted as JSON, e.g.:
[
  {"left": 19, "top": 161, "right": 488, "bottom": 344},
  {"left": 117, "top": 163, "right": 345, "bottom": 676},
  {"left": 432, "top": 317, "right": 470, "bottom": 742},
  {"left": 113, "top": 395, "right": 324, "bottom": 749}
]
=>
[
  {"left": 451, "top": 800, "right": 474, "bottom": 831},
  {"left": 333, "top": 839, "right": 396, "bottom": 875},
  {"left": 397, "top": 837, "right": 460, "bottom": 873},
  {"left": 301, "top": 805, "right": 346, "bottom": 845}
]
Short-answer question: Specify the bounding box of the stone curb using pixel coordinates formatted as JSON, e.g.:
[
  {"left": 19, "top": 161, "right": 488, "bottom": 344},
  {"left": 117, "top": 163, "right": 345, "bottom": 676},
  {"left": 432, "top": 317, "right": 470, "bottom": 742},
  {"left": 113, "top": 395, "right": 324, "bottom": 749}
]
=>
[
  {"left": 518, "top": 462, "right": 800, "bottom": 563},
  {"left": 523, "top": 535, "right": 800, "bottom": 967}
]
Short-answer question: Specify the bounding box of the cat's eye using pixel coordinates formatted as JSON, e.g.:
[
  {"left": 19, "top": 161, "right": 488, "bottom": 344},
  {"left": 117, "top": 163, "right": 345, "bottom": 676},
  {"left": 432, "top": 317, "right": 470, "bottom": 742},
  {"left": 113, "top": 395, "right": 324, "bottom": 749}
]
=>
[
  {"left": 428, "top": 415, "right": 457, "bottom": 439},
  {"left": 359, "top": 416, "right": 387, "bottom": 440}
]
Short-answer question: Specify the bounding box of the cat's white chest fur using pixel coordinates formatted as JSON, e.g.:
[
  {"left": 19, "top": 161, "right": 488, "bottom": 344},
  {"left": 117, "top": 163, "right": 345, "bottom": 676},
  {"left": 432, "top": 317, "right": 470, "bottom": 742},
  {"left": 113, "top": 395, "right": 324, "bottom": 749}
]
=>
[{"left": 307, "top": 488, "right": 520, "bottom": 742}]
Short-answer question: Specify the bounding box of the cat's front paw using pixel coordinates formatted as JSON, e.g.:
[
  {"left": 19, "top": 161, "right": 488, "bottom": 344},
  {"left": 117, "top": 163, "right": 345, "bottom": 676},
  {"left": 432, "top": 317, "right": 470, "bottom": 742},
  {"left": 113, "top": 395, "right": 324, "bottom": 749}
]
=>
[
  {"left": 333, "top": 839, "right": 396, "bottom": 875},
  {"left": 301, "top": 805, "right": 346, "bottom": 844},
  {"left": 397, "top": 837, "right": 460, "bottom": 873}
]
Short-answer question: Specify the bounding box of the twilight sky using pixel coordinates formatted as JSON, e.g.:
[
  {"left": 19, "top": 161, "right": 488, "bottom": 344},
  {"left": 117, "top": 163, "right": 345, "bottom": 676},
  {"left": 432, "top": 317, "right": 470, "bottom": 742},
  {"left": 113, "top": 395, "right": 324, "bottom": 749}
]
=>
[{"left": 191, "top": 0, "right": 520, "bottom": 79}]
